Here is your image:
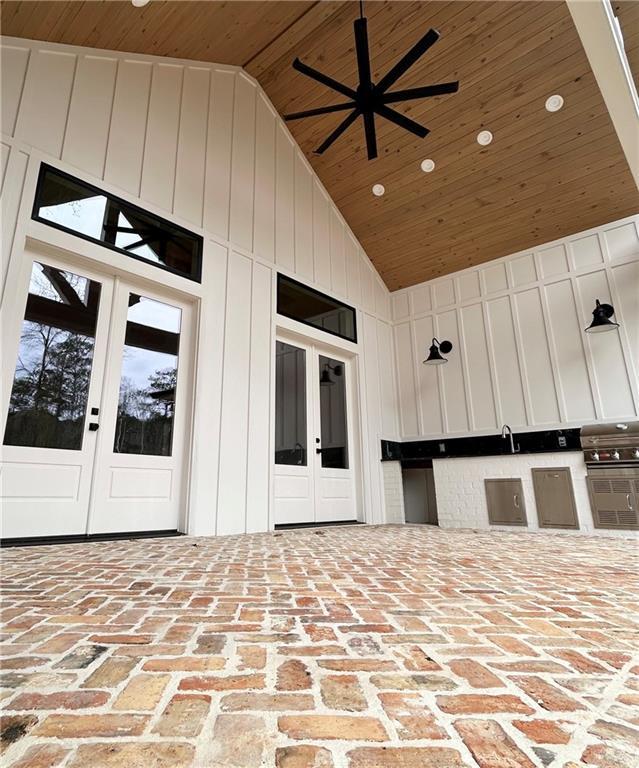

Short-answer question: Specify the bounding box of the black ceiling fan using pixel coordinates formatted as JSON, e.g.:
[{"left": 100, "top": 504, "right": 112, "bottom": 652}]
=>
[{"left": 283, "top": 1, "right": 459, "bottom": 160}]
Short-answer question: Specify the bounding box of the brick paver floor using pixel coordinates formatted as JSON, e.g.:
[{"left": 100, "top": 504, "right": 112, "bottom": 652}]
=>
[{"left": 1, "top": 524, "right": 638, "bottom": 767}]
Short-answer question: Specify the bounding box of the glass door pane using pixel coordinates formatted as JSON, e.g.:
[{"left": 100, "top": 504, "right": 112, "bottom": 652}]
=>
[
  {"left": 3, "top": 262, "right": 101, "bottom": 450},
  {"left": 275, "top": 341, "right": 307, "bottom": 465},
  {"left": 318, "top": 355, "right": 349, "bottom": 469},
  {"left": 113, "top": 295, "right": 181, "bottom": 456}
]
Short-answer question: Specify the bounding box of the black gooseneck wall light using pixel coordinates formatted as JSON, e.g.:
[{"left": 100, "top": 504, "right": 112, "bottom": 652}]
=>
[
  {"left": 320, "top": 362, "right": 344, "bottom": 386},
  {"left": 423, "top": 337, "right": 453, "bottom": 365},
  {"left": 584, "top": 299, "right": 620, "bottom": 333}
]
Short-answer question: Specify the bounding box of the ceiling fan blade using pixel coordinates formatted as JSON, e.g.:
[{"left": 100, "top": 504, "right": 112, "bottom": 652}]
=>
[
  {"left": 363, "top": 111, "right": 378, "bottom": 160},
  {"left": 376, "top": 104, "right": 429, "bottom": 138},
  {"left": 315, "top": 109, "right": 361, "bottom": 154},
  {"left": 376, "top": 28, "right": 440, "bottom": 93},
  {"left": 293, "top": 58, "right": 357, "bottom": 100},
  {"left": 382, "top": 81, "right": 459, "bottom": 104},
  {"left": 354, "top": 17, "right": 372, "bottom": 87},
  {"left": 284, "top": 101, "right": 357, "bottom": 121}
]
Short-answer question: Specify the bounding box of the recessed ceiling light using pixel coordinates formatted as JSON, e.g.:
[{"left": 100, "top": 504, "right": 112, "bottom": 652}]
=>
[
  {"left": 131, "top": 0, "right": 150, "bottom": 7},
  {"left": 545, "top": 94, "right": 564, "bottom": 112},
  {"left": 477, "top": 130, "right": 493, "bottom": 146},
  {"left": 372, "top": 184, "right": 385, "bottom": 197},
  {"left": 420, "top": 159, "right": 435, "bottom": 173}
]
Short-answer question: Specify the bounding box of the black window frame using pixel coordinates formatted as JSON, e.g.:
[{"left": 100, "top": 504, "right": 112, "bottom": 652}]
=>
[
  {"left": 276, "top": 273, "right": 358, "bottom": 344},
  {"left": 31, "top": 163, "right": 203, "bottom": 283}
]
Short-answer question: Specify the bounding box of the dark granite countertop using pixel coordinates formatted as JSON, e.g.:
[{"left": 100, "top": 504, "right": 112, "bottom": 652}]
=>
[{"left": 381, "top": 428, "right": 581, "bottom": 466}]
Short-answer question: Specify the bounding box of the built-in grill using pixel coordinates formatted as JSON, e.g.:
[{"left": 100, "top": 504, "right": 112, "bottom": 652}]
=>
[
  {"left": 580, "top": 422, "right": 639, "bottom": 530},
  {"left": 581, "top": 421, "right": 639, "bottom": 466}
]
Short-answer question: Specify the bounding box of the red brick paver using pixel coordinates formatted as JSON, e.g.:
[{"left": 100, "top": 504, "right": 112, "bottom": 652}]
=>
[{"left": 1, "top": 524, "right": 638, "bottom": 766}]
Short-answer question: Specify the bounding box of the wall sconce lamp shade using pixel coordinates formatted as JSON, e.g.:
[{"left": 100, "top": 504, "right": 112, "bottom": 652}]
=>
[
  {"left": 585, "top": 299, "right": 619, "bottom": 333},
  {"left": 423, "top": 337, "right": 453, "bottom": 364}
]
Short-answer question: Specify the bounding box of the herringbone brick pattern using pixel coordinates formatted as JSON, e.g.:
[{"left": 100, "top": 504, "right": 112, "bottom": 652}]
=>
[{"left": 1, "top": 525, "right": 638, "bottom": 767}]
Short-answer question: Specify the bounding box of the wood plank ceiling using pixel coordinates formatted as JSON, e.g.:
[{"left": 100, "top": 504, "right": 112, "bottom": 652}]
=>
[{"left": 2, "top": 0, "right": 638, "bottom": 290}]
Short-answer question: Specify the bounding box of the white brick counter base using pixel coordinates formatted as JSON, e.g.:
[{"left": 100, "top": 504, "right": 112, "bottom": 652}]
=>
[
  {"left": 382, "top": 461, "right": 405, "bottom": 524},
  {"left": 432, "top": 451, "right": 638, "bottom": 539}
]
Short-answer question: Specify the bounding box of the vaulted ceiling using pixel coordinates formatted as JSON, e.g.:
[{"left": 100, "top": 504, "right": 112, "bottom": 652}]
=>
[{"left": 2, "top": 0, "right": 638, "bottom": 290}]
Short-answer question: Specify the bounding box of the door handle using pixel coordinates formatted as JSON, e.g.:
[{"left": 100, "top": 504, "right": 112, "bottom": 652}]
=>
[
  {"left": 88, "top": 422, "right": 99, "bottom": 431},
  {"left": 316, "top": 447, "right": 324, "bottom": 454},
  {"left": 513, "top": 494, "right": 520, "bottom": 508},
  {"left": 628, "top": 494, "right": 634, "bottom": 511}
]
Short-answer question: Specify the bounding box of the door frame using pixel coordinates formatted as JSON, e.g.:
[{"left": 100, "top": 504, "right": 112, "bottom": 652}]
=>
[
  {"left": 1, "top": 235, "right": 199, "bottom": 537},
  {"left": 272, "top": 319, "right": 364, "bottom": 527}
]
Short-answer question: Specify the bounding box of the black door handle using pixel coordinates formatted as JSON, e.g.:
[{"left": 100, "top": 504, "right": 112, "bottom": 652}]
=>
[
  {"left": 88, "top": 422, "right": 99, "bottom": 431},
  {"left": 316, "top": 447, "right": 324, "bottom": 454}
]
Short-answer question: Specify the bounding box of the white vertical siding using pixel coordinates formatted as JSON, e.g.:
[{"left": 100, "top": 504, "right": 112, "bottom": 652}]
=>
[
  {"left": 487, "top": 296, "right": 528, "bottom": 427},
  {"left": 229, "top": 74, "right": 257, "bottom": 254},
  {"left": 377, "top": 320, "right": 399, "bottom": 437},
  {"left": 0, "top": 36, "right": 396, "bottom": 533},
  {"left": 246, "top": 261, "right": 273, "bottom": 533},
  {"left": 345, "top": 234, "right": 361, "bottom": 307},
  {"left": 393, "top": 322, "right": 419, "bottom": 437},
  {"left": 312, "top": 181, "right": 330, "bottom": 289},
  {"left": 204, "top": 69, "right": 235, "bottom": 239},
  {"left": 253, "top": 93, "right": 276, "bottom": 264},
  {"left": 104, "top": 60, "right": 152, "bottom": 195},
  {"left": 459, "top": 303, "right": 497, "bottom": 431},
  {"left": 544, "top": 280, "right": 596, "bottom": 422},
  {"left": 392, "top": 215, "right": 639, "bottom": 439},
  {"left": 330, "top": 208, "right": 346, "bottom": 298},
  {"left": 2, "top": 36, "right": 384, "bottom": 312},
  {"left": 141, "top": 63, "right": 184, "bottom": 211},
  {"left": 274, "top": 123, "right": 295, "bottom": 271},
  {"left": 62, "top": 55, "right": 118, "bottom": 178},
  {"left": 361, "top": 313, "right": 383, "bottom": 524},
  {"left": 188, "top": 240, "right": 228, "bottom": 537},
  {"left": 173, "top": 66, "right": 210, "bottom": 226},
  {"left": 15, "top": 49, "right": 76, "bottom": 158},
  {"left": 1, "top": 44, "right": 30, "bottom": 136},
  {"left": 217, "top": 252, "right": 253, "bottom": 535},
  {"left": 512, "top": 288, "right": 560, "bottom": 424},
  {"left": 0, "top": 143, "right": 28, "bottom": 292}
]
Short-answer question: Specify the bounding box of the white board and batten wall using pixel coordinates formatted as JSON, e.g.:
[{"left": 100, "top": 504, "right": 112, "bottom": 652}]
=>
[
  {"left": 0, "top": 36, "right": 400, "bottom": 536},
  {"left": 389, "top": 216, "right": 639, "bottom": 537},
  {"left": 391, "top": 215, "right": 639, "bottom": 440}
]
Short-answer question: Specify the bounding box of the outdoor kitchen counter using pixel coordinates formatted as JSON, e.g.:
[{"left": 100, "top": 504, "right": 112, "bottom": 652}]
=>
[{"left": 381, "top": 428, "right": 581, "bottom": 467}]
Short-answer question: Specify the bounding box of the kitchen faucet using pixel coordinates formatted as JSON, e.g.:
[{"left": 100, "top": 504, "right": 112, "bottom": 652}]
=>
[{"left": 501, "top": 424, "right": 519, "bottom": 454}]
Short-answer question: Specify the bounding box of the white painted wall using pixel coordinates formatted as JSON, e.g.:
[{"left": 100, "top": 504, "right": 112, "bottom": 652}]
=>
[
  {"left": 432, "top": 452, "right": 637, "bottom": 539},
  {"left": 0, "top": 37, "right": 400, "bottom": 535},
  {"left": 391, "top": 215, "right": 639, "bottom": 440}
]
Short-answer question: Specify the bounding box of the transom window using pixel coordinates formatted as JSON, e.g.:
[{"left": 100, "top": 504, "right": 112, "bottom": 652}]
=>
[
  {"left": 32, "top": 164, "right": 203, "bottom": 282},
  {"left": 277, "top": 274, "right": 357, "bottom": 343}
]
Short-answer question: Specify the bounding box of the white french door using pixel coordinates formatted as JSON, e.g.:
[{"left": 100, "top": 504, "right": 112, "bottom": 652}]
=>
[
  {"left": 87, "top": 279, "right": 193, "bottom": 534},
  {"left": 1, "top": 250, "right": 193, "bottom": 539},
  {"left": 273, "top": 334, "right": 357, "bottom": 526}
]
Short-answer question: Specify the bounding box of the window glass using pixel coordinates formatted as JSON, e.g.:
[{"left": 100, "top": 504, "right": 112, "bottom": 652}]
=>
[
  {"left": 319, "top": 355, "right": 349, "bottom": 469},
  {"left": 275, "top": 341, "right": 307, "bottom": 466},
  {"left": 34, "top": 165, "right": 202, "bottom": 282},
  {"left": 3, "top": 262, "right": 101, "bottom": 450},
  {"left": 114, "top": 295, "right": 181, "bottom": 457},
  {"left": 277, "top": 274, "right": 357, "bottom": 343}
]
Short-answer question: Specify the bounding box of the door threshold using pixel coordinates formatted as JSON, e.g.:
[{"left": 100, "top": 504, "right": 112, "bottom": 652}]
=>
[
  {"left": 274, "top": 520, "right": 362, "bottom": 531},
  {"left": 1, "top": 530, "right": 183, "bottom": 548}
]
